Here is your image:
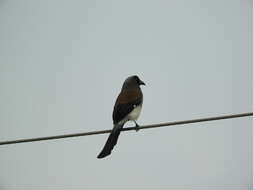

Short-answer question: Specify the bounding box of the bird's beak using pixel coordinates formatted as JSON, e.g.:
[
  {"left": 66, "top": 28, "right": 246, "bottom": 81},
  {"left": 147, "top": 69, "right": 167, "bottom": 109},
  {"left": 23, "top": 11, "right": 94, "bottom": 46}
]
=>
[{"left": 140, "top": 80, "right": 146, "bottom": 86}]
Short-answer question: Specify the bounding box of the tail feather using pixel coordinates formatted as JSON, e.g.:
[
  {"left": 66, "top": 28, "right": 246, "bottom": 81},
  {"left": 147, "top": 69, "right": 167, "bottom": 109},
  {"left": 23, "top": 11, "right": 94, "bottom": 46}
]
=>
[{"left": 97, "top": 124, "right": 123, "bottom": 159}]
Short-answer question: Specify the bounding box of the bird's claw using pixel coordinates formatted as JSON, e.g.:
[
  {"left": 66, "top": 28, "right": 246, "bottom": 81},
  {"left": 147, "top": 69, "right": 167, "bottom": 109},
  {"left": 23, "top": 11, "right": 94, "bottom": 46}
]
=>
[{"left": 135, "top": 123, "right": 140, "bottom": 132}]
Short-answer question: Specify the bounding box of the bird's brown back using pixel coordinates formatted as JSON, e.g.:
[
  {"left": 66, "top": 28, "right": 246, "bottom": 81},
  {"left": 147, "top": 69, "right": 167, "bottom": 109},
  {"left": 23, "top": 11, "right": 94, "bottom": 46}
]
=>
[{"left": 113, "top": 89, "right": 143, "bottom": 124}]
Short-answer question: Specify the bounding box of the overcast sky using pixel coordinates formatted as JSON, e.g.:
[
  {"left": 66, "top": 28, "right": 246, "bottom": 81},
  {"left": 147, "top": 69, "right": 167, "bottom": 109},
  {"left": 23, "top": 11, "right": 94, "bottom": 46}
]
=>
[{"left": 1, "top": 0, "right": 253, "bottom": 189}]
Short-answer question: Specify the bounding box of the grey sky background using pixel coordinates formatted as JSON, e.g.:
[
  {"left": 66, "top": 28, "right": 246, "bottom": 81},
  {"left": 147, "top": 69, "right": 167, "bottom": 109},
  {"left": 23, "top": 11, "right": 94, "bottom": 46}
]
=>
[{"left": 0, "top": 0, "right": 253, "bottom": 189}]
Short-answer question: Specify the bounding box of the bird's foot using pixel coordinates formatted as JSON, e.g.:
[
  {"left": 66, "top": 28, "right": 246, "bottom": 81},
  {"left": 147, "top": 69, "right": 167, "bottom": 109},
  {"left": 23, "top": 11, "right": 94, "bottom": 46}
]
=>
[{"left": 134, "top": 122, "right": 140, "bottom": 132}]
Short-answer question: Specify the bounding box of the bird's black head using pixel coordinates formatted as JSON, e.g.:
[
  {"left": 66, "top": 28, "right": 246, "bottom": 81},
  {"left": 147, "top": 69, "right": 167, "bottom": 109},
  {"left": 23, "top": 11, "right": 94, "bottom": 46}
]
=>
[
  {"left": 132, "top": 75, "right": 145, "bottom": 86},
  {"left": 122, "top": 75, "right": 145, "bottom": 90}
]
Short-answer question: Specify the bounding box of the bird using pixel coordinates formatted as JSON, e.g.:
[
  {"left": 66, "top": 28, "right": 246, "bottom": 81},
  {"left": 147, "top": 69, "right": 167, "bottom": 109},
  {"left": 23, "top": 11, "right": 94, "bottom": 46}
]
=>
[{"left": 97, "top": 75, "right": 145, "bottom": 159}]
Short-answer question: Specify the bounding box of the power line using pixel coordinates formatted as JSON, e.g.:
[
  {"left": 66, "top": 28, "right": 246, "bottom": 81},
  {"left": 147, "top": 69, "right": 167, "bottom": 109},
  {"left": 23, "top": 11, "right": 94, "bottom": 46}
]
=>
[{"left": 0, "top": 112, "right": 253, "bottom": 146}]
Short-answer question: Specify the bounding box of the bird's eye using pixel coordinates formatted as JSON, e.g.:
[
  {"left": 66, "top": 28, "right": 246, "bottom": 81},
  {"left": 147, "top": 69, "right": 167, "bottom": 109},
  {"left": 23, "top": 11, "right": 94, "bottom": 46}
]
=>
[{"left": 134, "top": 76, "right": 139, "bottom": 82}]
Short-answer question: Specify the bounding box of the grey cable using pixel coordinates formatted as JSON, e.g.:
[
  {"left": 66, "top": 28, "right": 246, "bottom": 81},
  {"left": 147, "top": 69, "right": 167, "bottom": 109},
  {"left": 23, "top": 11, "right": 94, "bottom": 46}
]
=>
[{"left": 0, "top": 112, "right": 253, "bottom": 146}]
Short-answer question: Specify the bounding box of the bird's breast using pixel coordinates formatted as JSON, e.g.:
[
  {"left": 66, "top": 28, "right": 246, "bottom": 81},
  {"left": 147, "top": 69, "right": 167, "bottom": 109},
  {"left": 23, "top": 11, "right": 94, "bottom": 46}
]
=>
[{"left": 127, "top": 105, "right": 142, "bottom": 121}]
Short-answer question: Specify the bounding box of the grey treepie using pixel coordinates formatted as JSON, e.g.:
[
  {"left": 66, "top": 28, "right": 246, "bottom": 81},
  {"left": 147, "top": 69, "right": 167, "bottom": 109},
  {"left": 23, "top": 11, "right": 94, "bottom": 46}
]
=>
[{"left": 97, "top": 75, "right": 145, "bottom": 159}]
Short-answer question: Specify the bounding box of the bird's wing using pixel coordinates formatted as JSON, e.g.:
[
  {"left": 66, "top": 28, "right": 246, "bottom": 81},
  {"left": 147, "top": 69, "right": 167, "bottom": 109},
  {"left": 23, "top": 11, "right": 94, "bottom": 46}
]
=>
[{"left": 113, "top": 89, "right": 143, "bottom": 124}]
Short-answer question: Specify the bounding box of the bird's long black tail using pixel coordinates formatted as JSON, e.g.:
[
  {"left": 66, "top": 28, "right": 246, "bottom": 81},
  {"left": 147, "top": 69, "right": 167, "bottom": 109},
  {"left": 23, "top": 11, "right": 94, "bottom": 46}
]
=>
[{"left": 97, "top": 124, "right": 123, "bottom": 159}]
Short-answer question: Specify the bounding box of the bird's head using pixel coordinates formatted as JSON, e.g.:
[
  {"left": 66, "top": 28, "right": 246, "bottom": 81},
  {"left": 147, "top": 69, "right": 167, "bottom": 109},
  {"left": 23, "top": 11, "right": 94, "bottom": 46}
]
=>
[
  {"left": 122, "top": 75, "right": 145, "bottom": 90},
  {"left": 132, "top": 75, "right": 145, "bottom": 86}
]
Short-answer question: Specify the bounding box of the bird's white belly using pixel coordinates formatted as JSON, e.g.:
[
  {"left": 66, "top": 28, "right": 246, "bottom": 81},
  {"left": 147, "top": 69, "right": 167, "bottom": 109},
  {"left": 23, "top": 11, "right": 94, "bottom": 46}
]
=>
[{"left": 128, "top": 105, "right": 142, "bottom": 121}]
